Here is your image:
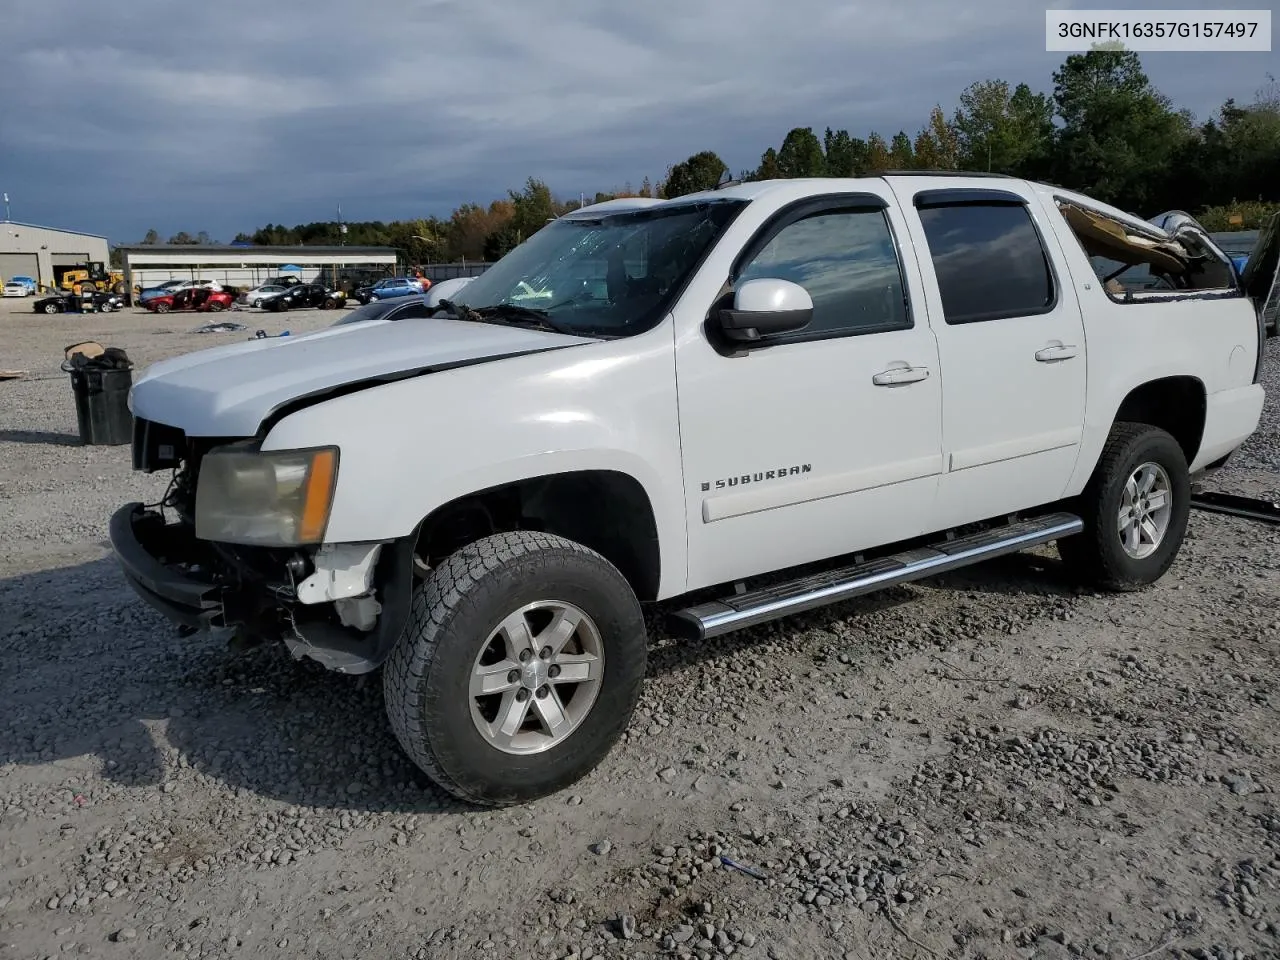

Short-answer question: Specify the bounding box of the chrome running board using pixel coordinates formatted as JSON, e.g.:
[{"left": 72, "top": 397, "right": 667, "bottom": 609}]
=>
[{"left": 669, "top": 512, "right": 1083, "bottom": 641}]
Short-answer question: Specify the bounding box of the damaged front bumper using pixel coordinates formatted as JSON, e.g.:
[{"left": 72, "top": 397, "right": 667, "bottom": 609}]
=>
[
  {"left": 108, "top": 503, "right": 223, "bottom": 629},
  {"left": 108, "top": 502, "right": 416, "bottom": 674}
]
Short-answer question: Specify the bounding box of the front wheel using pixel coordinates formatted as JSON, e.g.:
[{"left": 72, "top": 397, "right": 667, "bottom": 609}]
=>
[
  {"left": 1058, "top": 422, "right": 1191, "bottom": 591},
  {"left": 383, "top": 531, "right": 648, "bottom": 807},
  {"left": 43, "top": 301, "right": 62, "bottom": 314}
]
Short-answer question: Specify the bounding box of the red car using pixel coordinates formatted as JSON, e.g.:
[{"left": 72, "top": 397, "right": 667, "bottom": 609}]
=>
[{"left": 145, "top": 288, "right": 236, "bottom": 313}]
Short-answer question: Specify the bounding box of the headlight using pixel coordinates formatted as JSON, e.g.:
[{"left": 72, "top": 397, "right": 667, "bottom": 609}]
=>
[{"left": 194, "top": 446, "right": 339, "bottom": 546}]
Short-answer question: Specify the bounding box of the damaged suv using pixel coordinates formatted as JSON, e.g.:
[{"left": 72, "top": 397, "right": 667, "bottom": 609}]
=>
[{"left": 111, "top": 177, "right": 1278, "bottom": 806}]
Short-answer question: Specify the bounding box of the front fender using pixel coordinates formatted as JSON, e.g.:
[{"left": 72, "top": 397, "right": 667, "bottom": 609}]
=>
[{"left": 260, "top": 329, "right": 689, "bottom": 598}]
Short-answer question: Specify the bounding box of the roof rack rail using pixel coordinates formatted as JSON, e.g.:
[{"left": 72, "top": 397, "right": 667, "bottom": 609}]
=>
[{"left": 875, "top": 169, "right": 1020, "bottom": 179}]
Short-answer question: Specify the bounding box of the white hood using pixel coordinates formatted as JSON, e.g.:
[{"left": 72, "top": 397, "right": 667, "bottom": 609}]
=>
[{"left": 130, "top": 317, "right": 594, "bottom": 437}]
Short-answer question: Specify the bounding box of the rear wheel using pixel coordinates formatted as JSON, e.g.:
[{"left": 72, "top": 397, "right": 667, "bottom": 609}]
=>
[
  {"left": 383, "top": 531, "right": 648, "bottom": 807},
  {"left": 1058, "top": 422, "right": 1191, "bottom": 591}
]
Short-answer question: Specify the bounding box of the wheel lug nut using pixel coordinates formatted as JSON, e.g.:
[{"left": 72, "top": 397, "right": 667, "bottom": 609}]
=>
[
  {"left": 536, "top": 686, "right": 549, "bottom": 699},
  {"left": 539, "top": 646, "right": 552, "bottom": 660},
  {"left": 516, "top": 688, "right": 530, "bottom": 702},
  {"left": 548, "top": 665, "right": 561, "bottom": 679},
  {"left": 507, "top": 669, "right": 520, "bottom": 684},
  {"left": 519, "top": 649, "right": 532, "bottom": 663}
]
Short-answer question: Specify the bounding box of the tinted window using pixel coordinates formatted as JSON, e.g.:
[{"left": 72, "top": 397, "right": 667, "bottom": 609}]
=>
[
  {"left": 331, "top": 296, "right": 430, "bottom": 326},
  {"left": 917, "top": 203, "right": 1054, "bottom": 324},
  {"left": 737, "top": 208, "right": 909, "bottom": 339}
]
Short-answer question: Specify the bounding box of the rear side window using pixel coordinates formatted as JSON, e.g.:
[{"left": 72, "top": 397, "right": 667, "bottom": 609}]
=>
[{"left": 916, "top": 201, "right": 1055, "bottom": 324}]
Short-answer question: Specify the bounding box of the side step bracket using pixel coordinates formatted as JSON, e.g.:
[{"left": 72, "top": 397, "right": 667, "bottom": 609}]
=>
[{"left": 669, "top": 512, "right": 1083, "bottom": 641}]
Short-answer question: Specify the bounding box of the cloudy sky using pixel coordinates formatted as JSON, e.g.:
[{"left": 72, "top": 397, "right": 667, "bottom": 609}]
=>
[{"left": 2, "top": 0, "right": 1273, "bottom": 245}]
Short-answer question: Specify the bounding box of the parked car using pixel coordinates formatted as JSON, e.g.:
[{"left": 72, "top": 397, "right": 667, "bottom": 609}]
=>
[
  {"left": 329, "top": 294, "right": 433, "bottom": 327},
  {"left": 31, "top": 290, "right": 125, "bottom": 313},
  {"left": 3, "top": 275, "right": 36, "bottom": 296},
  {"left": 144, "top": 288, "right": 236, "bottom": 313},
  {"left": 355, "top": 277, "right": 425, "bottom": 303},
  {"left": 258, "top": 283, "right": 343, "bottom": 311},
  {"left": 239, "top": 283, "right": 290, "bottom": 308},
  {"left": 111, "top": 174, "right": 1278, "bottom": 807},
  {"left": 139, "top": 279, "right": 222, "bottom": 304}
]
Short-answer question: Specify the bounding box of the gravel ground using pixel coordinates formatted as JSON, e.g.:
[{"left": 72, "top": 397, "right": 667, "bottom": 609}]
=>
[{"left": 2, "top": 296, "right": 1280, "bottom": 960}]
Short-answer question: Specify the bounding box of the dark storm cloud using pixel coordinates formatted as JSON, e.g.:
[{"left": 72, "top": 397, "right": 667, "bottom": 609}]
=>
[{"left": 0, "top": 0, "right": 1270, "bottom": 243}]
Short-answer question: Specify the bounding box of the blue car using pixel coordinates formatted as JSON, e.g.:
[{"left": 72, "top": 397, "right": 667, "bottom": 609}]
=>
[
  {"left": 3, "top": 275, "right": 37, "bottom": 296},
  {"left": 359, "top": 277, "right": 426, "bottom": 303}
]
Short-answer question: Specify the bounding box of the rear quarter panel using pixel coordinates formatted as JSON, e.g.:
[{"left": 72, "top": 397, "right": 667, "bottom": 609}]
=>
[{"left": 1032, "top": 185, "right": 1264, "bottom": 490}]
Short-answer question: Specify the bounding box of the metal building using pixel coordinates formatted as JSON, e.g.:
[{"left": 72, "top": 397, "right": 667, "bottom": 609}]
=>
[{"left": 0, "top": 220, "right": 111, "bottom": 290}]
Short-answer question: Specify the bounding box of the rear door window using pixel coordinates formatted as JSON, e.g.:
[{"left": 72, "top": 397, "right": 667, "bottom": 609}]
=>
[{"left": 915, "top": 200, "right": 1055, "bottom": 324}]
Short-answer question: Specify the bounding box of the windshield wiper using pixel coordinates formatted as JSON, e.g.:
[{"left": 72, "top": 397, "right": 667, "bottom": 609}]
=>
[{"left": 461, "top": 303, "right": 579, "bottom": 336}]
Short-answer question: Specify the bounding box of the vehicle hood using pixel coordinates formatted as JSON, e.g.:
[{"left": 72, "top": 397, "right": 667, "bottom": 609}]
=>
[{"left": 130, "top": 316, "right": 596, "bottom": 437}]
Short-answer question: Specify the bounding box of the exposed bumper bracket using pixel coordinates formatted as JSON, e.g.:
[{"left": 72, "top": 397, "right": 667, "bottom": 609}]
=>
[{"left": 1190, "top": 491, "right": 1280, "bottom": 526}]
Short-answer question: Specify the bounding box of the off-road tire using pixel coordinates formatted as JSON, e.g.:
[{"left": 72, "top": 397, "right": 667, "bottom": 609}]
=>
[
  {"left": 1058, "top": 421, "right": 1191, "bottom": 591},
  {"left": 383, "top": 531, "right": 648, "bottom": 807}
]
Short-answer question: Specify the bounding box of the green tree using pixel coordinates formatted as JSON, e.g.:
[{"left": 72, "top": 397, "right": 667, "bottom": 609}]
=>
[
  {"left": 823, "top": 128, "right": 866, "bottom": 177},
  {"left": 1050, "top": 49, "right": 1192, "bottom": 208},
  {"left": 141, "top": 228, "right": 159, "bottom": 244},
  {"left": 753, "top": 147, "right": 782, "bottom": 180},
  {"left": 776, "top": 127, "right": 826, "bottom": 177},
  {"left": 912, "top": 106, "right": 960, "bottom": 169},
  {"left": 889, "top": 131, "right": 914, "bottom": 169},
  {"left": 865, "top": 132, "right": 891, "bottom": 171},
  {"left": 952, "top": 79, "right": 1055, "bottom": 175},
  {"left": 662, "top": 150, "right": 728, "bottom": 197}
]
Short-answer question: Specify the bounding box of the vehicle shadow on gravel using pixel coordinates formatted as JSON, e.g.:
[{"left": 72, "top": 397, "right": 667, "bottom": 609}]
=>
[
  {"left": 0, "top": 558, "right": 467, "bottom": 815},
  {"left": 0, "top": 550, "right": 1076, "bottom": 816},
  {"left": 0, "top": 428, "right": 83, "bottom": 446}
]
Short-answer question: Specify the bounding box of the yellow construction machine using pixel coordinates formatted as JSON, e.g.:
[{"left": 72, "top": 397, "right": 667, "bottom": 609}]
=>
[{"left": 57, "top": 262, "right": 126, "bottom": 295}]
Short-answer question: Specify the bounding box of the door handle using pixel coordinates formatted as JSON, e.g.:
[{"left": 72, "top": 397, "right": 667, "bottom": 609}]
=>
[
  {"left": 872, "top": 365, "right": 930, "bottom": 386},
  {"left": 1035, "top": 344, "right": 1079, "bottom": 362}
]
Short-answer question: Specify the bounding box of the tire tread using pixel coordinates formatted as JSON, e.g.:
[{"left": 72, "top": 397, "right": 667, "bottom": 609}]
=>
[
  {"left": 1059, "top": 421, "right": 1189, "bottom": 591},
  {"left": 383, "top": 530, "right": 644, "bottom": 806}
]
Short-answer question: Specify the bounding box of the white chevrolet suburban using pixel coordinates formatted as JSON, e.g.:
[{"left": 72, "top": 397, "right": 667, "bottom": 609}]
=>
[{"left": 111, "top": 175, "right": 1279, "bottom": 807}]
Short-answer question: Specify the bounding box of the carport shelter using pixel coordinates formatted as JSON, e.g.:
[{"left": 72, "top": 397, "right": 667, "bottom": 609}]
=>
[{"left": 119, "top": 245, "right": 399, "bottom": 303}]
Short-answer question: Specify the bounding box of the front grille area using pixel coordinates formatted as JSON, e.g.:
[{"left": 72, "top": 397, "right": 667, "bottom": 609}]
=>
[{"left": 132, "top": 417, "right": 186, "bottom": 473}]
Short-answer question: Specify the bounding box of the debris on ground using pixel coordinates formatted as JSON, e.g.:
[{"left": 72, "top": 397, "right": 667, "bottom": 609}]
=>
[{"left": 192, "top": 321, "right": 247, "bottom": 334}]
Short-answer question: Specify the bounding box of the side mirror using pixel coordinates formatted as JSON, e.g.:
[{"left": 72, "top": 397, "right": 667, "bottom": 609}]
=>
[{"left": 717, "top": 278, "right": 813, "bottom": 342}]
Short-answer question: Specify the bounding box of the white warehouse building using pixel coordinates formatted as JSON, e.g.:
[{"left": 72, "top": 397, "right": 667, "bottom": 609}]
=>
[
  {"left": 0, "top": 220, "right": 111, "bottom": 290},
  {"left": 118, "top": 244, "right": 400, "bottom": 303}
]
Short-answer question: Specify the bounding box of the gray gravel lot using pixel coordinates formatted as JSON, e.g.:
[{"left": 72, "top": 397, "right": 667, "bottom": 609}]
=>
[{"left": 2, "top": 295, "right": 1280, "bottom": 960}]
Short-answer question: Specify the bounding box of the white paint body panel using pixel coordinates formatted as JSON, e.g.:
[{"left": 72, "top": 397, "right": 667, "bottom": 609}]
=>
[
  {"left": 886, "top": 178, "right": 1090, "bottom": 528},
  {"left": 127, "top": 176, "right": 1266, "bottom": 603},
  {"left": 129, "top": 316, "right": 595, "bottom": 437}
]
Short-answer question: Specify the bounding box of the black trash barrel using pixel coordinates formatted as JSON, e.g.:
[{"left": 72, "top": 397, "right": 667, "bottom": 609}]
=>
[{"left": 69, "top": 367, "right": 133, "bottom": 445}]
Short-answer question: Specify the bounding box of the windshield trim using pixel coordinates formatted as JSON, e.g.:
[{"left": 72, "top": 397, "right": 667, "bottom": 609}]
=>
[{"left": 452, "top": 197, "right": 750, "bottom": 339}]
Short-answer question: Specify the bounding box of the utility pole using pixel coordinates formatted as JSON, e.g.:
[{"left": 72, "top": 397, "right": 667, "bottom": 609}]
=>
[{"left": 2, "top": 193, "right": 10, "bottom": 221}]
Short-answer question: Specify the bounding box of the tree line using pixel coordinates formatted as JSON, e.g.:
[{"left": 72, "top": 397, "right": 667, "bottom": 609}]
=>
[{"left": 135, "top": 51, "right": 1279, "bottom": 263}]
